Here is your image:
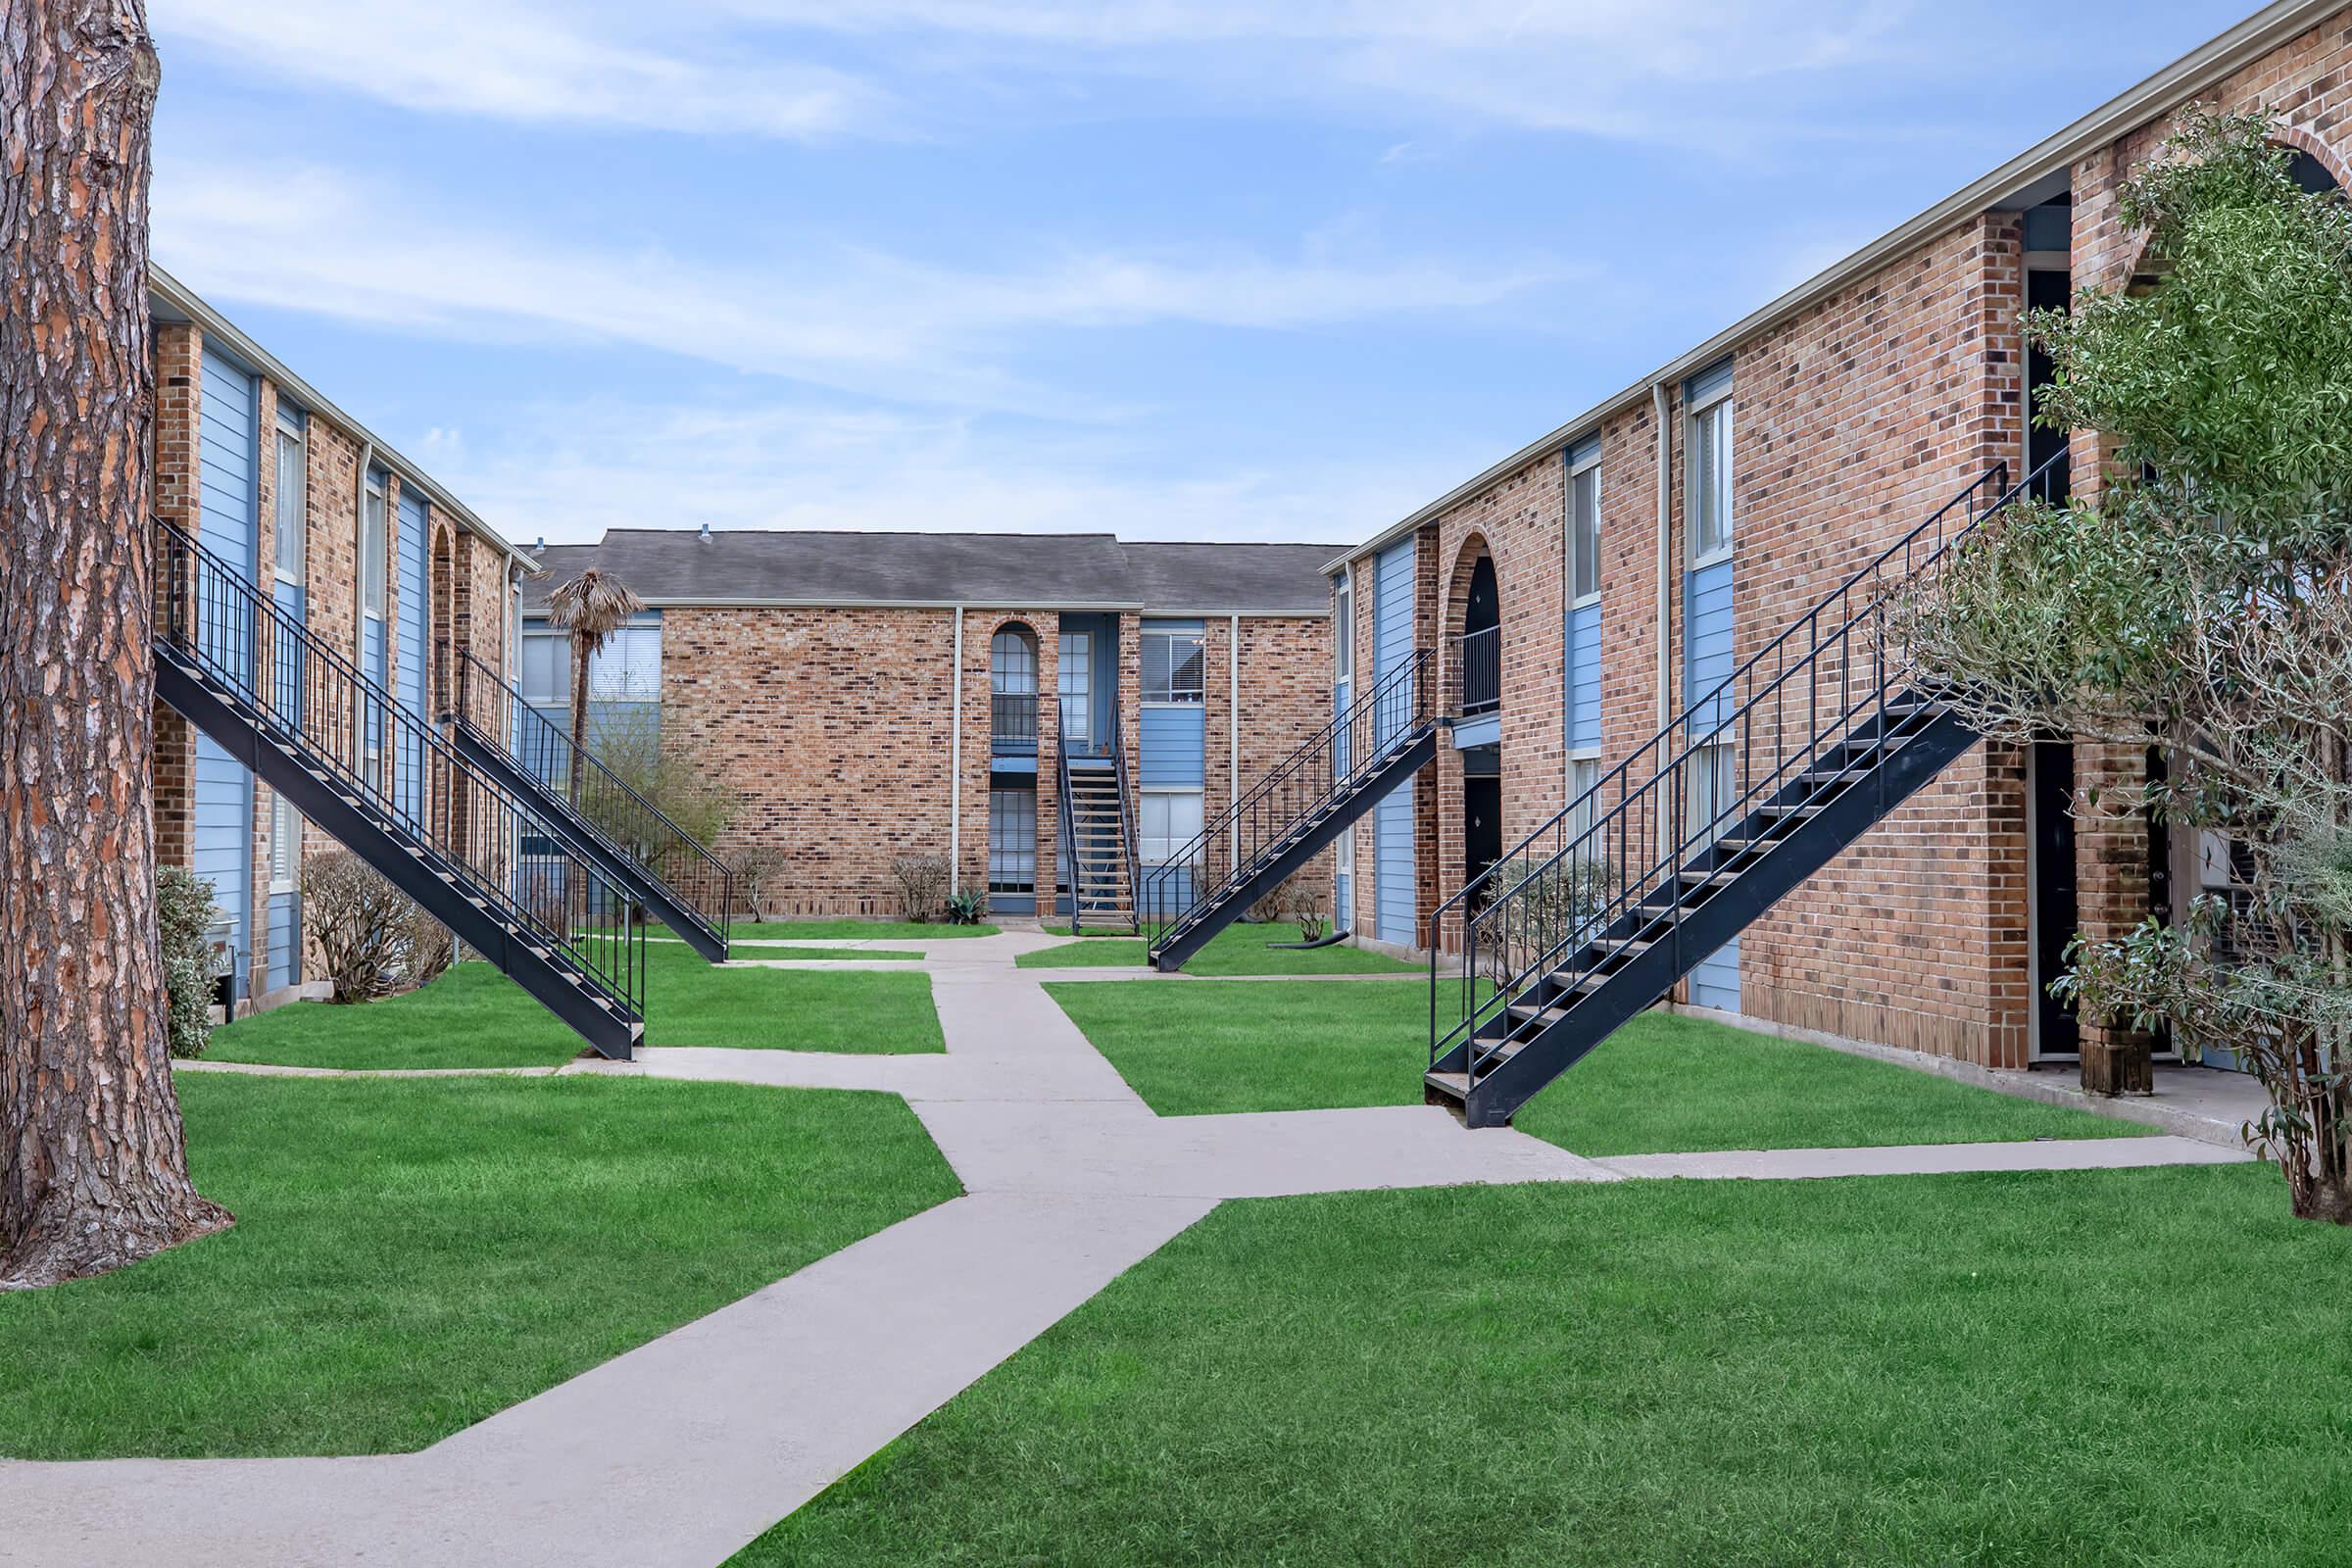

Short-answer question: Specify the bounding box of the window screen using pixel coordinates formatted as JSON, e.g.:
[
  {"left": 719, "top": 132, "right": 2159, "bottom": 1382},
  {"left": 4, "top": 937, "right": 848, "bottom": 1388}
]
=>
[
  {"left": 589, "top": 623, "right": 661, "bottom": 702},
  {"left": 521, "top": 631, "right": 568, "bottom": 707},
  {"left": 1690, "top": 402, "right": 1733, "bottom": 560},
  {"left": 1142, "top": 628, "right": 1205, "bottom": 704},
  {"left": 989, "top": 790, "right": 1036, "bottom": 894},
  {"left": 1571, "top": 465, "right": 1601, "bottom": 602},
  {"left": 274, "top": 427, "right": 305, "bottom": 584},
  {"left": 1141, "top": 790, "right": 1204, "bottom": 864}
]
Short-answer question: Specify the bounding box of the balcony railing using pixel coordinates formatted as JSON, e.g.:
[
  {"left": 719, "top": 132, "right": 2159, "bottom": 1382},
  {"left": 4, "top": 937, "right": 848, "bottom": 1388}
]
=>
[
  {"left": 1449, "top": 625, "right": 1501, "bottom": 718},
  {"left": 992, "top": 691, "right": 1038, "bottom": 752}
]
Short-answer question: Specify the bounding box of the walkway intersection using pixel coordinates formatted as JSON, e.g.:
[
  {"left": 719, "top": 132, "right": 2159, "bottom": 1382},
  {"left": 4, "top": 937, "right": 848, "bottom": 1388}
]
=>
[{"left": 3, "top": 930, "right": 2245, "bottom": 1568}]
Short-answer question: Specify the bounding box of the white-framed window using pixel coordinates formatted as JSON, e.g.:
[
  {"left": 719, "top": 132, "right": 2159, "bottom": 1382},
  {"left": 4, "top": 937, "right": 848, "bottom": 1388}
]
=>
[
  {"left": 273, "top": 420, "right": 306, "bottom": 587},
  {"left": 361, "top": 471, "right": 387, "bottom": 622},
  {"left": 1141, "top": 625, "right": 1205, "bottom": 705},
  {"left": 1569, "top": 755, "right": 1602, "bottom": 834},
  {"left": 988, "top": 789, "right": 1036, "bottom": 895},
  {"left": 1687, "top": 742, "right": 1738, "bottom": 848},
  {"left": 1335, "top": 817, "right": 1354, "bottom": 875},
  {"left": 1333, "top": 574, "right": 1353, "bottom": 681},
  {"left": 1570, "top": 459, "right": 1602, "bottom": 605},
  {"left": 1140, "top": 788, "right": 1204, "bottom": 865},
  {"left": 520, "top": 625, "right": 569, "bottom": 708},
  {"left": 1688, "top": 393, "right": 1734, "bottom": 564},
  {"left": 1057, "top": 630, "right": 1092, "bottom": 747},
  {"left": 270, "top": 791, "right": 300, "bottom": 892},
  {"left": 588, "top": 621, "right": 662, "bottom": 702}
]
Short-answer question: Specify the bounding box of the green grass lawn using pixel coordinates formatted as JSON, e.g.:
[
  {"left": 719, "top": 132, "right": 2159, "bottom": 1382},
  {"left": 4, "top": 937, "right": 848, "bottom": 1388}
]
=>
[
  {"left": 1046, "top": 980, "right": 2140, "bottom": 1153},
  {"left": 1017, "top": 921, "right": 1419, "bottom": 976},
  {"left": 0, "top": 1072, "right": 959, "bottom": 1460},
  {"left": 744, "top": 1163, "right": 2345, "bottom": 1567},
  {"left": 734, "top": 920, "right": 998, "bottom": 940},
  {"left": 209, "top": 944, "right": 944, "bottom": 1068}
]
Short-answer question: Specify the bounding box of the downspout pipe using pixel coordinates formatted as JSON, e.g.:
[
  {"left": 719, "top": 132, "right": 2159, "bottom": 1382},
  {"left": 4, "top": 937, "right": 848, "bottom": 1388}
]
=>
[
  {"left": 1652, "top": 383, "right": 1673, "bottom": 729},
  {"left": 1229, "top": 613, "right": 1241, "bottom": 875},
  {"left": 950, "top": 606, "right": 965, "bottom": 896}
]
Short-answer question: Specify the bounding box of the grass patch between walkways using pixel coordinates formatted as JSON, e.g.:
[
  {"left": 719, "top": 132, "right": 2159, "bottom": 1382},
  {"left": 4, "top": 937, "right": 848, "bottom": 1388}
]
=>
[
  {"left": 1017, "top": 921, "right": 1418, "bottom": 976},
  {"left": 743, "top": 1164, "right": 2341, "bottom": 1567},
  {"left": 1045, "top": 979, "right": 2140, "bottom": 1153},
  {"left": 0, "top": 1073, "right": 959, "bottom": 1460},
  {"left": 736, "top": 920, "right": 998, "bottom": 940},
  {"left": 210, "top": 943, "right": 943, "bottom": 1069}
]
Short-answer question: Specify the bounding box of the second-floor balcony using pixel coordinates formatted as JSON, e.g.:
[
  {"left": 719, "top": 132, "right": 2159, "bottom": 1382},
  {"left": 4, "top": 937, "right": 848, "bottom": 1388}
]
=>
[
  {"left": 1452, "top": 625, "right": 1500, "bottom": 719},
  {"left": 992, "top": 690, "right": 1038, "bottom": 753}
]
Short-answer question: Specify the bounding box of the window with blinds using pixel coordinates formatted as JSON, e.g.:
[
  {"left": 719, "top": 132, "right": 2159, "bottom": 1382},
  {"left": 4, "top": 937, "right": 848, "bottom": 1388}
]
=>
[
  {"left": 273, "top": 424, "right": 306, "bottom": 586},
  {"left": 1571, "top": 463, "right": 1601, "bottom": 603},
  {"left": 1141, "top": 626, "right": 1205, "bottom": 704},
  {"left": 588, "top": 623, "right": 662, "bottom": 702},
  {"left": 1689, "top": 399, "right": 1734, "bottom": 562}
]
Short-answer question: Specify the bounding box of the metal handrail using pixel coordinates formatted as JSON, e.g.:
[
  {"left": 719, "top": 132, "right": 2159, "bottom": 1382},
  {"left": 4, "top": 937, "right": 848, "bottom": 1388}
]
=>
[
  {"left": 1145, "top": 647, "right": 1432, "bottom": 952},
  {"left": 1449, "top": 625, "right": 1501, "bottom": 717},
  {"left": 450, "top": 646, "right": 733, "bottom": 948},
  {"left": 1054, "top": 709, "right": 1085, "bottom": 931},
  {"left": 1109, "top": 685, "right": 1145, "bottom": 936},
  {"left": 153, "top": 515, "right": 645, "bottom": 1025},
  {"left": 1430, "top": 458, "right": 2044, "bottom": 1081}
]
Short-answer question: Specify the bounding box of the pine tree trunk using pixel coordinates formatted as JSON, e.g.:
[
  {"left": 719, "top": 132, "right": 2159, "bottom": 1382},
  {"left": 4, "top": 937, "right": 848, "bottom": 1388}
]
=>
[{"left": 0, "top": 0, "right": 231, "bottom": 1288}]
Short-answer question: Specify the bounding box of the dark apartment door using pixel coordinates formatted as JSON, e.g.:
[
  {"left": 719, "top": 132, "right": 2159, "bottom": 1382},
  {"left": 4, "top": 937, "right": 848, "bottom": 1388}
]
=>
[
  {"left": 1465, "top": 772, "right": 1502, "bottom": 909},
  {"left": 2032, "top": 740, "right": 2082, "bottom": 1057}
]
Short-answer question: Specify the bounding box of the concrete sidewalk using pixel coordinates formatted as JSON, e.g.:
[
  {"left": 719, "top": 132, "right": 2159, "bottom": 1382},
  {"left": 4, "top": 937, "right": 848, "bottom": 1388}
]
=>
[{"left": 10, "top": 931, "right": 2256, "bottom": 1568}]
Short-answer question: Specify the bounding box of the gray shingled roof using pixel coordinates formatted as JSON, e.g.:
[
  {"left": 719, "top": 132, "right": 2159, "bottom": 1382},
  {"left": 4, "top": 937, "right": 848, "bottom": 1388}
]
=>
[{"left": 521, "top": 530, "right": 1339, "bottom": 616}]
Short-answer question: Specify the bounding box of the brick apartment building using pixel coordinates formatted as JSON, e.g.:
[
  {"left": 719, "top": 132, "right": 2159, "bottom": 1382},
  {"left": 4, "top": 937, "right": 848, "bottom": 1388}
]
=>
[
  {"left": 148, "top": 270, "right": 531, "bottom": 1013},
  {"left": 1325, "top": 0, "right": 2350, "bottom": 1076},
  {"left": 519, "top": 532, "right": 1337, "bottom": 921}
]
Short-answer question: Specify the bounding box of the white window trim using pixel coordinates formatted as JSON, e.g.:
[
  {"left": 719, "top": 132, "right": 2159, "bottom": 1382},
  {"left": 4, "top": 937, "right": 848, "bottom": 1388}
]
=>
[
  {"left": 1568, "top": 454, "right": 1603, "bottom": 611},
  {"left": 361, "top": 473, "right": 388, "bottom": 625},
  {"left": 1334, "top": 576, "right": 1355, "bottom": 683},
  {"left": 269, "top": 793, "right": 300, "bottom": 894},
  {"left": 272, "top": 419, "right": 306, "bottom": 590},
  {"left": 1686, "top": 393, "right": 1735, "bottom": 570}
]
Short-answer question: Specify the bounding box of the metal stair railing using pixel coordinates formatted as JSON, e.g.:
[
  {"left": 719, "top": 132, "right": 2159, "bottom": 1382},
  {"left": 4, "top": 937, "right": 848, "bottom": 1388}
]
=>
[
  {"left": 1108, "top": 685, "right": 1144, "bottom": 936},
  {"left": 1146, "top": 647, "right": 1433, "bottom": 952},
  {"left": 1430, "top": 459, "right": 2039, "bottom": 1084},
  {"left": 1054, "top": 710, "right": 1088, "bottom": 931},
  {"left": 153, "top": 515, "right": 645, "bottom": 1031},
  {"left": 450, "top": 646, "right": 733, "bottom": 951}
]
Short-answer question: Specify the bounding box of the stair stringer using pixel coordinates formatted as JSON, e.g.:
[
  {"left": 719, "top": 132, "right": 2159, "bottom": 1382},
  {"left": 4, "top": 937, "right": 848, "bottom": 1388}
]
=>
[{"left": 1446, "top": 708, "right": 1980, "bottom": 1127}]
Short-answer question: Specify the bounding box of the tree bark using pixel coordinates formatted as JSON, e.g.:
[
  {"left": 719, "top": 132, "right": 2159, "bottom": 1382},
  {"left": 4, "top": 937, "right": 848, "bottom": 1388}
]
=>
[{"left": 1, "top": 0, "right": 231, "bottom": 1288}]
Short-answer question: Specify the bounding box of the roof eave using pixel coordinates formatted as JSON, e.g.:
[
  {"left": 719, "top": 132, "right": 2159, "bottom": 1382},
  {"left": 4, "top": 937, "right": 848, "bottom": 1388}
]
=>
[{"left": 1322, "top": 0, "right": 2338, "bottom": 574}]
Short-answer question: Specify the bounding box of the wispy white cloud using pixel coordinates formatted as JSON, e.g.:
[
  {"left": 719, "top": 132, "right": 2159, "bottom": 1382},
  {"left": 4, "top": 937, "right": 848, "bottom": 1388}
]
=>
[
  {"left": 152, "top": 157, "right": 1574, "bottom": 413},
  {"left": 411, "top": 395, "right": 1474, "bottom": 546},
  {"left": 153, "top": 0, "right": 888, "bottom": 138}
]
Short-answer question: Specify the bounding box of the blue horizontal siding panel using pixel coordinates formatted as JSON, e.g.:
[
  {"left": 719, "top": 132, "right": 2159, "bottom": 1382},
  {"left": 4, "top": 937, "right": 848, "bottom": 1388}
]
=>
[
  {"left": 192, "top": 733, "right": 248, "bottom": 974},
  {"left": 1332, "top": 678, "right": 1350, "bottom": 772},
  {"left": 1691, "top": 941, "right": 1740, "bottom": 1010},
  {"left": 1373, "top": 540, "right": 1417, "bottom": 946},
  {"left": 266, "top": 892, "right": 299, "bottom": 992},
  {"left": 1568, "top": 602, "right": 1602, "bottom": 754},
  {"left": 1684, "top": 558, "right": 1736, "bottom": 736},
  {"left": 1685, "top": 357, "right": 1734, "bottom": 406},
  {"left": 196, "top": 349, "right": 257, "bottom": 980},
  {"left": 1139, "top": 705, "right": 1205, "bottom": 789},
  {"left": 396, "top": 488, "right": 428, "bottom": 722},
  {"left": 197, "top": 349, "right": 257, "bottom": 581}
]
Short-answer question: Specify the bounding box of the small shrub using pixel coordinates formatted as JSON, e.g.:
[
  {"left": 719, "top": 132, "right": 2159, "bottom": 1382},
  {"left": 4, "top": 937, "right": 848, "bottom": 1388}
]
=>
[
  {"left": 944, "top": 890, "right": 987, "bottom": 926},
  {"left": 1483, "top": 851, "right": 1617, "bottom": 978},
  {"left": 1280, "top": 879, "right": 1328, "bottom": 943},
  {"left": 157, "top": 865, "right": 221, "bottom": 1058},
  {"left": 300, "top": 851, "right": 411, "bottom": 1003},
  {"left": 399, "top": 906, "right": 456, "bottom": 989},
  {"left": 730, "top": 845, "right": 787, "bottom": 924},
  {"left": 893, "top": 853, "right": 950, "bottom": 922}
]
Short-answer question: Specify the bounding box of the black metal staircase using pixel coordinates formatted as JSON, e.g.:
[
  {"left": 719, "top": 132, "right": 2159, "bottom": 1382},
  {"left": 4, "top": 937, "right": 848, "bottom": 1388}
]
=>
[
  {"left": 1147, "top": 648, "right": 1436, "bottom": 970},
  {"left": 152, "top": 517, "right": 646, "bottom": 1057},
  {"left": 1426, "top": 461, "right": 2039, "bottom": 1127},
  {"left": 1057, "top": 690, "right": 1140, "bottom": 933},
  {"left": 448, "top": 648, "right": 734, "bottom": 962}
]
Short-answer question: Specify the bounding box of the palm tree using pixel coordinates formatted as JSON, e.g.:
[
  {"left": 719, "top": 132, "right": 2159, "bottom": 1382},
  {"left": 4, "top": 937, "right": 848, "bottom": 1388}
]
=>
[{"left": 541, "top": 568, "right": 645, "bottom": 803}]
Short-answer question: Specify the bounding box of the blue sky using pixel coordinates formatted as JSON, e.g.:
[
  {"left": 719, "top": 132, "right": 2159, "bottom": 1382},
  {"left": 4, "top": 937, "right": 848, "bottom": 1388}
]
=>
[{"left": 149, "top": 0, "right": 2257, "bottom": 549}]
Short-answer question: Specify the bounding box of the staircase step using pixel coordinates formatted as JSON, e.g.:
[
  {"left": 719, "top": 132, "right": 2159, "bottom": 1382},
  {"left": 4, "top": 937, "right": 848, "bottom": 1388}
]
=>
[{"left": 1424, "top": 1070, "right": 1469, "bottom": 1101}]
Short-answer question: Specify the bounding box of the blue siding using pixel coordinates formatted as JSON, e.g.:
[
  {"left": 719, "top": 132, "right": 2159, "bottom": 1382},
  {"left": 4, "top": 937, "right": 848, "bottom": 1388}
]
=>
[
  {"left": 1139, "top": 705, "right": 1205, "bottom": 788},
  {"left": 1685, "top": 553, "right": 1739, "bottom": 1004},
  {"left": 1684, "top": 558, "right": 1736, "bottom": 734},
  {"left": 1373, "top": 541, "right": 1416, "bottom": 946},
  {"left": 196, "top": 350, "right": 258, "bottom": 986},
  {"left": 1690, "top": 946, "right": 1741, "bottom": 1011},
  {"left": 1567, "top": 601, "right": 1601, "bottom": 754},
  {"left": 267, "top": 891, "right": 300, "bottom": 992},
  {"left": 396, "top": 488, "right": 428, "bottom": 719}
]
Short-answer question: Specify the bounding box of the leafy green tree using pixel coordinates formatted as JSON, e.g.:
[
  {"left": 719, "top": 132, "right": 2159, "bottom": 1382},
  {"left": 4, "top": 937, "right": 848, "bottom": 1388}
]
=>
[{"left": 1906, "top": 107, "right": 2352, "bottom": 1221}]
